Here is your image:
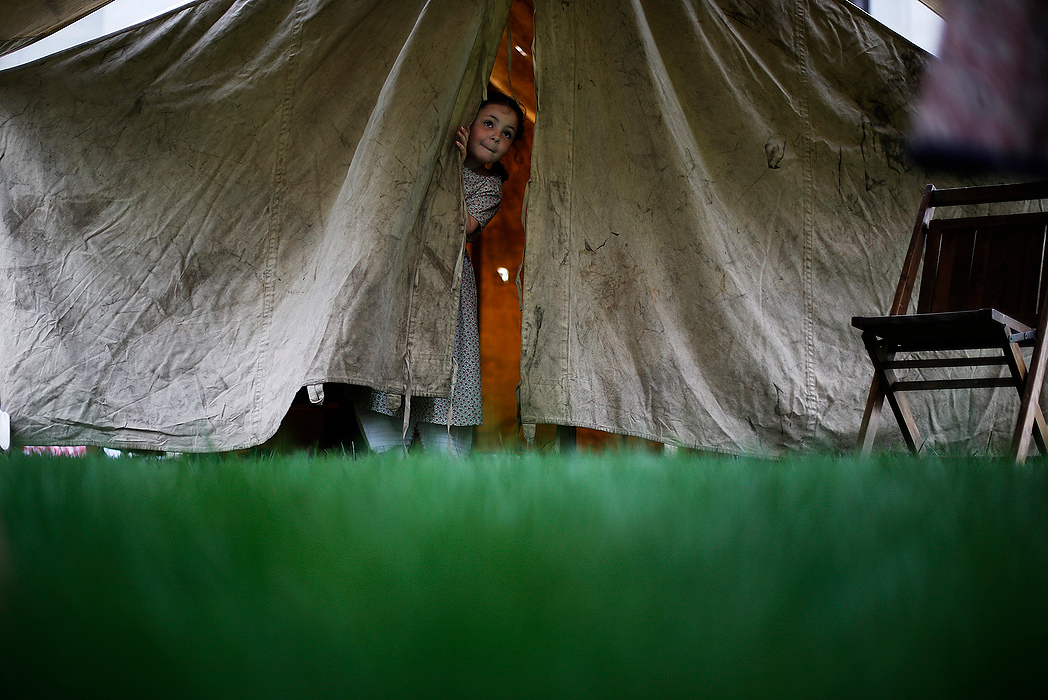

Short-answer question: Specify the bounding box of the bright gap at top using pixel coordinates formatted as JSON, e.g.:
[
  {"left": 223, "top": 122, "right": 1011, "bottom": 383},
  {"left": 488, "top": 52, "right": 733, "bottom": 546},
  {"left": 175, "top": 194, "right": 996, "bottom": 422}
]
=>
[
  {"left": 0, "top": 1, "right": 194, "bottom": 70},
  {"left": 0, "top": 0, "right": 942, "bottom": 72}
]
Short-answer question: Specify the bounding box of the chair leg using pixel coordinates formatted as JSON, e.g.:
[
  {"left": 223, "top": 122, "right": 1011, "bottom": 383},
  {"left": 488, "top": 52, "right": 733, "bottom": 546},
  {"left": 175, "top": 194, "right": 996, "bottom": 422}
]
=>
[
  {"left": 857, "top": 374, "right": 885, "bottom": 456},
  {"left": 881, "top": 377, "right": 923, "bottom": 454},
  {"left": 1002, "top": 341, "right": 1048, "bottom": 457},
  {"left": 1012, "top": 333, "right": 1048, "bottom": 464},
  {"left": 862, "top": 333, "right": 923, "bottom": 454}
]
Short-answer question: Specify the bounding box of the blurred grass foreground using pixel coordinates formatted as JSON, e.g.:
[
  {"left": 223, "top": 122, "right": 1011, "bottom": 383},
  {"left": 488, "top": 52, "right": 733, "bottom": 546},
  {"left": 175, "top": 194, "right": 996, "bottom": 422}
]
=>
[{"left": 1, "top": 451, "right": 1046, "bottom": 698}]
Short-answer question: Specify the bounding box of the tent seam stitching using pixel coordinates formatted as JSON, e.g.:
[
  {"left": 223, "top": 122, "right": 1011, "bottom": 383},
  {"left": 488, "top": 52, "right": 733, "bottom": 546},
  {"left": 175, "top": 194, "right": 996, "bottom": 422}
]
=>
[
  {"left": 565, "top": 0, "right": 576, "bottom": 427},
  {"left": 252, "top": 0, "right": 307, "bottom": 442},
  {"left": 795, "top": 0, "right": 818, "bottom": 448}
]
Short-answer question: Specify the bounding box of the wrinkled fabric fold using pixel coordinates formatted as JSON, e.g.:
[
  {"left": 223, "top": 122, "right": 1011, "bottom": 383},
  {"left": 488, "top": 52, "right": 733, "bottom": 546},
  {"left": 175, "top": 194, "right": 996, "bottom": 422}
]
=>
[
  {"left": 520, "top": 0, "right": 996, "bottom": 455},
  {"left": 1, "top": 0, "right": 511, "bottom": 451}
]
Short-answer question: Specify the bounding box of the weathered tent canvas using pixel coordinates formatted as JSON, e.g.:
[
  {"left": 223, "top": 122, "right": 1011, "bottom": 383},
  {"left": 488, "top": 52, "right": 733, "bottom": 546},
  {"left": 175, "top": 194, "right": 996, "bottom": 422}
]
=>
[
  {"left": 521, "top": 0, "right": 944, "bottom": 453},
  {"left": 1, "top": 0, "right": 511, "bottom": 451},
  {"left": 0, "top": 0, "right": 1016, "bottom": 454}
]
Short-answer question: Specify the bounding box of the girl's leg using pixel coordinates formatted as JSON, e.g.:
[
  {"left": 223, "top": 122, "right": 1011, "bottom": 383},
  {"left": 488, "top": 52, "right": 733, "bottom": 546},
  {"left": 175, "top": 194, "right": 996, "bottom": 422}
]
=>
[
  {"left": 354, "top": 405, "right": 412, "bottom": 454},
  {"left": 416, "top": 422, "right": 473, "bottom": 457}
]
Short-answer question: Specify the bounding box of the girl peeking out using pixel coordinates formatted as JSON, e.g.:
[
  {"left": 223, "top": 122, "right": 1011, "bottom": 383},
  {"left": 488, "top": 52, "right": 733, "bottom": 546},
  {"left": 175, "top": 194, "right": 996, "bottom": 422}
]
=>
[{"left": 355, "top": 89, "right": 525, "bottom": 456}]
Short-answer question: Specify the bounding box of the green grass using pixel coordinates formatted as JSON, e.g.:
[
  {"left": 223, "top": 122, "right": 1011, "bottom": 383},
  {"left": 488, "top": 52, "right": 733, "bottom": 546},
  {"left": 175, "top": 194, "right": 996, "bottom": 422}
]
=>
[{"left": 1, "top": 451, "right": 1046, "bottom": 698}]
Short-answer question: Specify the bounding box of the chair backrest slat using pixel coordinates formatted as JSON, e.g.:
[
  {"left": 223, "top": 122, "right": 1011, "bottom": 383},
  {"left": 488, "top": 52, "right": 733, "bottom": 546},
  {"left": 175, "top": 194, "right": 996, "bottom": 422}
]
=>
[
  {"left": 916, "top": 212, "right": 1048, "bottom": 327},
  {"left": 927, "top": 181, "right": 1048, "bottom": 207}
]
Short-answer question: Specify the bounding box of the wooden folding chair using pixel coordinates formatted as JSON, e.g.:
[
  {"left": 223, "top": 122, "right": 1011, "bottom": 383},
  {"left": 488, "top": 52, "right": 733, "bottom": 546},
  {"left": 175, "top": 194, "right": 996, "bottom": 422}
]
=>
[{"left": 853, "top": 182, "right": 1048, "bottom": 463}]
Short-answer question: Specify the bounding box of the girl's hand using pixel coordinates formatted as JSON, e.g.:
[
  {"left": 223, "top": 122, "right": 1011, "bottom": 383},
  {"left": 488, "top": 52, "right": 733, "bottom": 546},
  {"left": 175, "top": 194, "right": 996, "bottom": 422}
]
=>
[{"left": 455, "top": 125, "right": 469, "bottom": 162}]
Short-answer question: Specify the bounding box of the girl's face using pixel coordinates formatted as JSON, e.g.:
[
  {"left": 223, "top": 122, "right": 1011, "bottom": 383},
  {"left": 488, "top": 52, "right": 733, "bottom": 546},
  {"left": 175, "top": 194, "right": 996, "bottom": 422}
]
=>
[{"left": 464, "top": 104, "right": 518, "bottom": 171}]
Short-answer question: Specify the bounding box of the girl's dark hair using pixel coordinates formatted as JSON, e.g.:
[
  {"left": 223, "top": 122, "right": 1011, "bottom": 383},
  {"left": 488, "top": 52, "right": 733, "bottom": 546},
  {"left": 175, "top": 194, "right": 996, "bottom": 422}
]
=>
[{"left": 480, "top": 86, "right": 526, "bottom": 182}]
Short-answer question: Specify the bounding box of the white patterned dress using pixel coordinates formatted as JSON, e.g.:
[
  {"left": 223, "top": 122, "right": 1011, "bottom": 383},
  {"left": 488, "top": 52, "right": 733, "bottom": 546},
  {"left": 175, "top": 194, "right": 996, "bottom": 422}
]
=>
[{"left": 364, "top": 165, "right": 502, "bottom": 426}]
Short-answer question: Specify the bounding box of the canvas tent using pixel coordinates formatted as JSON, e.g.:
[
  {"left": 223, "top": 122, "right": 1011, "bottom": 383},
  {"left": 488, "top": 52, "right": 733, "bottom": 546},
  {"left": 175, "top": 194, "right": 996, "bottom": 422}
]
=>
[{"left": 0, "top": 0, "right": 1018, "bottom": 455}]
